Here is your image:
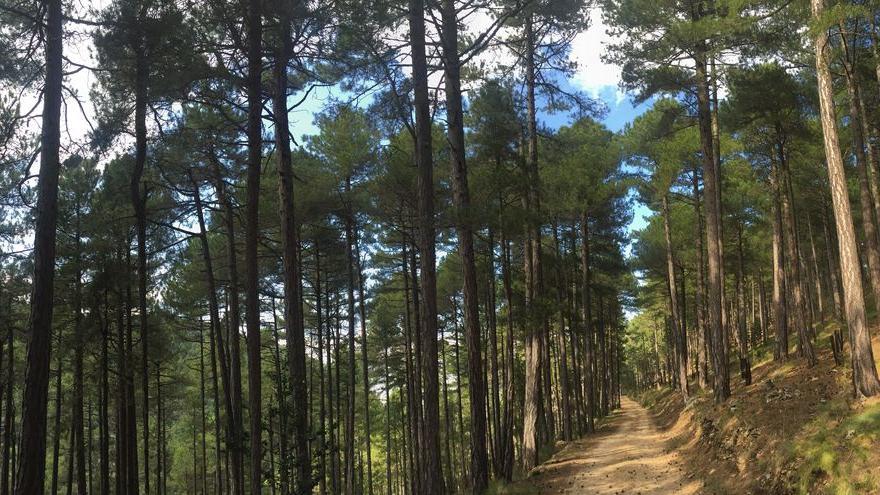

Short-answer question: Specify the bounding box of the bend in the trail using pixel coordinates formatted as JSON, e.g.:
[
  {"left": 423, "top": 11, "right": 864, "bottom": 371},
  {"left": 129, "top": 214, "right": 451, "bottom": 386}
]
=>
[{"left": 513, "top": 396, "right": 701, "bottom": 494}]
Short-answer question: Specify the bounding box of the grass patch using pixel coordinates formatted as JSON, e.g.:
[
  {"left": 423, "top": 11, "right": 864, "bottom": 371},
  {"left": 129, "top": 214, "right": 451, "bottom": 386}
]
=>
[{"left": 794, "top": 402, "right": 880, "bottom": 494}]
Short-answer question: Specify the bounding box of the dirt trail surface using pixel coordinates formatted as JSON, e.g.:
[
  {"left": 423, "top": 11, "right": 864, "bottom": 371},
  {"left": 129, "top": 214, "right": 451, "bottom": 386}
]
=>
[{"left": 519, "top": 396, "right": 701, "bottom": 494}]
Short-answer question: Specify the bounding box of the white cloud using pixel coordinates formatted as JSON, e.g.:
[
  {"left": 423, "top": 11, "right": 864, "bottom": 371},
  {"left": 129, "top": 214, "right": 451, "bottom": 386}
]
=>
[{"left": 570, "top": 7, "right": 624, "bottom": 102}]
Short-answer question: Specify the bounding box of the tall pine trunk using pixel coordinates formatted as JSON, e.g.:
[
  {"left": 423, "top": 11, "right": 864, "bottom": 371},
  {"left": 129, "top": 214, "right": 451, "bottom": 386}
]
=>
[
  {"left": 440, "top": 0, "right": 489, "bottom": 489},
  {"left": 17, "top": 0, "right": 64, "bottom": 490},
  {"left": 273, "top": 9, "right": 310, "bottom": 492},
  {"left": 662, "top": 195, "right": 689, "bottom": 400},
  {"left": 244, "top": 0, "right": 264, "bottom": 489},
  {"left": 694, "top": 42, "right": 729, "bottom": 403},
  {"left": 408, "top": 0, "right": 444, "bottom": 490},
  {"left": 811, "top": 3, "right": 880, "bottom": 397}
]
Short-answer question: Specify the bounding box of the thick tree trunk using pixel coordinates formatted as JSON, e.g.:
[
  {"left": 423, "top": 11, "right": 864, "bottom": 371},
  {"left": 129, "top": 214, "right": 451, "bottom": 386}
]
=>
[
  {"left": 16, "top": 0, "right": 64, "bottom": 491},
  {"left": 273, "top": 10, "right": 310, "bottom": 492},
  {"left": 244, "top": 0, "right": 264, "bottom": 489},
  {"left": 841, "top": 54, "right": 880, "bottom": 310},
  {"left": 440, "top": 0, "right": 488, "bottom": 489},
  {"left": 408, "top": 0, "right": 444, "bottom": 490},
  {"left": 521, "top": 12, "right": 546, "bottom": 472},
  {"left": 811, "top": 6, "right": 880, "bottom": 397}
]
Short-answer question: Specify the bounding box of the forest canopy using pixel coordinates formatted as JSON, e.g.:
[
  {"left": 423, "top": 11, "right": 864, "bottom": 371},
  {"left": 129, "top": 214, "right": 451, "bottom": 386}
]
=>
[{"left": 3, "top": 0, "right": 880, "bottom": 493}]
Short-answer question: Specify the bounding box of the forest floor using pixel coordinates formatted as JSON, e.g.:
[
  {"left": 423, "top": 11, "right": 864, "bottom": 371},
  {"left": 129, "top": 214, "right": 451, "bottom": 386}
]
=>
[
  {"left": 639, "top": 322, "right": 880, "bottom": 494},
  {"left": 503, "top": 397, "right": 701, "bottom": 494},
  {"left": 504, "top": 323, "right": 880, "bottom": 494}
]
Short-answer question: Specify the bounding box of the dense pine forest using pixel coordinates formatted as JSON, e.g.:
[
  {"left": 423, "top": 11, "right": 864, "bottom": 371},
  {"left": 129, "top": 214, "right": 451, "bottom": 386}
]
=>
[{"left": 3, "top": 0, "right": 880, "bottom": 493}]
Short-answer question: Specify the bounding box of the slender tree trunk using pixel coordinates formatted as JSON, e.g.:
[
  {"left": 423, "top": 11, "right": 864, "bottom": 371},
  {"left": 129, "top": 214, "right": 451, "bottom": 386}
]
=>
[
  {"left": 50, "top": 330, "right": 62, "bottom": 495},
  {"left": 72, "top": 208, "right": 86, "bottom": 495},
  {"left": 268, "top": 300, "right": 290, "bottom": 495},
  {"left": 486, "top": 229, "right": 503, "bottom": 476},
  {"left": 779, "top": 147, "right": 816, "bottom": 365},
  {"left": 662, "top": 196, "right": 689, "bottom": 400},
  {"left": 4, "top": 329, "right": 15, "bottom": 495},
  {"left": 811, "top": 5, "right": 880, "bottom": 396},
  {"left": 770, "top": 157, "right": 789, "bottom": 360},
  {"left": 315, "top": 246, "right": 327, "bottom": 495},
  {"left": 344, "top": 188, "right": 358, "bottom": 494},
  {"left": 401, "top": 245, "right": 421, "bottom": 495},
  {"left": 199, "top": 322, "right": 209, "bottom": 495},
  {"left": 384, "top": 348, "right": 392, "bottom": 495},
  {"left": 99, "top": 292, "right": 110, "bottom": 495},
  {"left": 16, "top": 0, "right": 64, "bottom": 491},
  {"left": 692, "top": 168, "right": 708, "bottom": 389},
  {"left": 579, "top": 213, "right": 596, "bottom": 432},
  {"left": 694, "top": 41, "right": 729, "bottom": 402},
  {"left": 354, "top": 228, "right": 373, "bottom": 495},
  {"left": 195, "top": 169, "right": 241, "bottom": 494},
  {"left": 734, "top": 223, "right": 752, "bottom": 383}
]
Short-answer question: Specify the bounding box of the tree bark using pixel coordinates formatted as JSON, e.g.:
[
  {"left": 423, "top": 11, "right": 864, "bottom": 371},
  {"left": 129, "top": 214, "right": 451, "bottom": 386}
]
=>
[
  {"left": 408, "top": 0, "right": 444, "bottom": 490},
  {"left": 440, "top": 0, "right": 488, "bottom": 489},
  {"left": 692, "top": 168, "right": 708, "bottom": 389},
  {"left": 579, "top": 213, "right": 595, "bottom": 432},
  {"left": 694, "top": 42, "right": 729, "bottom": 402},
  {"left": 273, "top": 9, "right": 310, "bottom": 492},
  {"left": 811, "top": 5, "right": 880, "bottom": 397},
  {"left": 16, "top": 0, "right": 64, "bottom": 491},
  {"left": 662, "top": 196, "right": 689, "bottom": 400},
  {"left": 770, "top": 157, "right": 789, "bottom": 361},
  {"left": 245, "top": 0, "right": 264, "bottom": 488}
]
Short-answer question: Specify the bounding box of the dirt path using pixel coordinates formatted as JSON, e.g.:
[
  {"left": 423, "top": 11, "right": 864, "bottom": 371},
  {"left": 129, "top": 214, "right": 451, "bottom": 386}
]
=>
[{"left": 517, "top": 396, "right": 701, "bottom": 494}]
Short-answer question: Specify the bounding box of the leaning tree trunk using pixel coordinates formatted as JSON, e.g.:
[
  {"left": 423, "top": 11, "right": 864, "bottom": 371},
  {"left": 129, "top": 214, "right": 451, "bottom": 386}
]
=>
[
  {"left": 16, "top": 0, "right": 64, "bottom": 491},
  {"left": 811, "top": 4, "right": 880, "bottom": 397},
  {"left": 840, "top": 52, "right": 880, "bottom": 310},
  {"left": 408, "top": 0, "right": 444, "bottom": 491},
  {"left": 440, "top": 0, "right": 489, "bottom": 489}
]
